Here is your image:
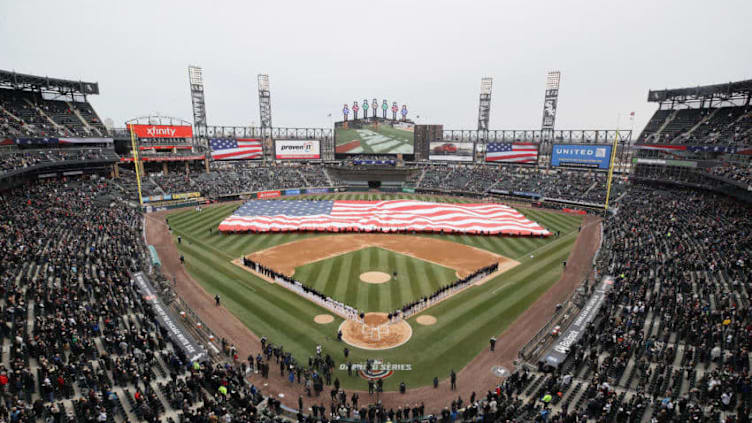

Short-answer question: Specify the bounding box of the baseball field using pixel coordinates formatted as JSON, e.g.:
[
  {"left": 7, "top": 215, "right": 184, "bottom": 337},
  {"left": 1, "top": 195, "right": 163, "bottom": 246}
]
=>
[{"left": 166, "top": 192, "right": 584, "bottom": 391}]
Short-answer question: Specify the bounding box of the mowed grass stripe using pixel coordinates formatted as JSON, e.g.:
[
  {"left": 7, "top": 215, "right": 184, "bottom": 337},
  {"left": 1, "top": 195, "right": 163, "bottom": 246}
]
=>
[{"left": 177, "top": 239, "right": 334, "bottom": 355}]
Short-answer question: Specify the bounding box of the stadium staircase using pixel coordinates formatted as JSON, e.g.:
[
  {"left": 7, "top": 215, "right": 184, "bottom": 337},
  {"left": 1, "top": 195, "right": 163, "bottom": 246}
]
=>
[
  {"left": 150, "top": 176, "right": 167, "bottom": 195},
  {"left": 652, "top": 109, "right": 679, "bottom": 142},
  {"left": 322, "top": 167, "right": 334, "bottom": 186},
  {"left": 23, "top": 98, "right": 70, "bottom": 136},
  {"left": 66, "top": 101, "right": 103, "bottom": 137},
  {"left": 415, "top": 168, "right": 427, "bottom": 188},
  {"left": 580, "top": 181, "right": 598, "bottom": 199},
  {"left": 0, "top": 104, "right": 23, "bottom": 126}
]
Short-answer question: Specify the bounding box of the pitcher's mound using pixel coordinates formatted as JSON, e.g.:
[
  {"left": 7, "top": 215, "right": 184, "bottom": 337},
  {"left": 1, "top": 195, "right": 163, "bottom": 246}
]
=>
[
  {"left": 360, "top": 271, "right": 391, "bottom": 284},
  {"left": 340, "top": 312, "right": 412, "bottom": 350},
  {"left": 416, "top": 315, "right": 437, "bottom": 326},
  {"left": 314, "top": 314, "right": 334, "bottom": 324}
]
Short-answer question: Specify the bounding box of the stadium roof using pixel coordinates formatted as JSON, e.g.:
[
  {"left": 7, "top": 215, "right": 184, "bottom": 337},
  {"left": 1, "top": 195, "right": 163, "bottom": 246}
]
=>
[
  {"left": 648, "top": 78, "right": 752, "bottom": 103},
  {"left": 0, "top": 69, "right": 99, "bottom": 95}
]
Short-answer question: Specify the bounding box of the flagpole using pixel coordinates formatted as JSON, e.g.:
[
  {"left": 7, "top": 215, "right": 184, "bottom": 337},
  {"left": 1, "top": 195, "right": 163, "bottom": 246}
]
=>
[
  {"left": 129, "top": 124, "right": 144, "bottom": 206},
  {"left": 604, "top": 127, "right": 620, "bottom": 211}
]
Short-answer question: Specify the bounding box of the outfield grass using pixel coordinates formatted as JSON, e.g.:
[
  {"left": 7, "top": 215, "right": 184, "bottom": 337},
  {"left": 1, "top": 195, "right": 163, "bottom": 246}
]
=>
[
  {"left": 294, "top": 246, "right": 457, "bottom": 313},
  {"left": 168, "top": 193, "right": 583, "bottom": 391}
]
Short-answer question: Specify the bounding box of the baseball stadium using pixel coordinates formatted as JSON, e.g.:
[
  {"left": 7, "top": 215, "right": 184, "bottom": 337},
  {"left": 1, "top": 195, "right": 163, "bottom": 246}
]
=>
[{"left": 2, "top": 2, "right": 752, "bottom": 423}]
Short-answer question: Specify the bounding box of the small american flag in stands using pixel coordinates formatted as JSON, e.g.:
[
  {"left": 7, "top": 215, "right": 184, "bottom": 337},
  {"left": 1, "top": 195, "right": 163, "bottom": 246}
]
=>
[{"left": 210, "top": 138, "right": 262, "bottom": 160}]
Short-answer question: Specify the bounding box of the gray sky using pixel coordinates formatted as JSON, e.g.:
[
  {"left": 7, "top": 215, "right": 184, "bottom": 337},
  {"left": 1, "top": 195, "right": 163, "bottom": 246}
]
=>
[{"left": 2, "top": 0, "right": 751, "bottom": 135}]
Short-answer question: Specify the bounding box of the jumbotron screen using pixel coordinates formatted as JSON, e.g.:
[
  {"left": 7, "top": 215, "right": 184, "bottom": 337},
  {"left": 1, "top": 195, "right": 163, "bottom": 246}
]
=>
[{"left": 334, "top": 118, "right": 414, "bottom": 154}]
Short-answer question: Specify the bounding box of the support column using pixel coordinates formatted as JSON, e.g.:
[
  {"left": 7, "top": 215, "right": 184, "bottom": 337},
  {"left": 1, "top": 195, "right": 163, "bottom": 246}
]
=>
[
  {"left": 204, "top": 157, "right": 210, "bottom": 173},
  {"left": 185, "top": 161, "right": 189, "bottom": 175},
  {"left": 163, "top": 162, "right": 168, "bottom": 175},
  {"left": 113, "top": 163, "right": 120, "bottom": 178}
]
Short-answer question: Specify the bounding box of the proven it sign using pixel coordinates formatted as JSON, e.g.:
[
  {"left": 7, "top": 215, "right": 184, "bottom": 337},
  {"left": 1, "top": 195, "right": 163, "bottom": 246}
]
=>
[
  {"left": 275, "top": 140, "right": 321, "bottom": 160},
  {"left": 128, "top": 124, "right": 194, "bottom": 139}
]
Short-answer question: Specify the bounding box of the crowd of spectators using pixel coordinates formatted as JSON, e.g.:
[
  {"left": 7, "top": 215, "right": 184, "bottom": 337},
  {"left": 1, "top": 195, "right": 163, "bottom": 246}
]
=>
[
  {"left": 0, "top": 178, "right": 288, "bottom": 423},
  {"left": 144, "top": 164, "right": 332, "bottom": 198},
  {"left": 1, "top": 162, "right": 752, "bottom": 422},
  {"left": 0, "top": 148, "right": 116, "bottom": 175},
  {"left": 517, "top": 183, "right": 752, "bottom": 422},
  {"left": 0, "top": 90, "right": 107, "bottom": 138},
  {"left": 707, "top": 162, "right": 752, "bottom": 187},
  {"left": 417, "top": 164, "right": 627, "bottom": 205},
  {"left": 638, "top": 106, "right": 752, "bottom": 146}
]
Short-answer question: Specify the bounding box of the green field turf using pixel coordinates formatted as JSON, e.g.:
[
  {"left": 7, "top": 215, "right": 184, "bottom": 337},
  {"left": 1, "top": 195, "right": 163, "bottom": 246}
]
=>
[
  {"left": 294, "top": 246, "right": 458, "bottom": 313},
  {"left": 168, "top": 193, "right": 584, "bottom": 391}
]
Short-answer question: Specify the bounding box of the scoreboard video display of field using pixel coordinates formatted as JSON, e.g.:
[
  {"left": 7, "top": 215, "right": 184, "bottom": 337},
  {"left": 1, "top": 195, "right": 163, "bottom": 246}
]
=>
[
  {"left": 551, "top": 144, "right": 613, "bottom": 169},
  {"left": 335, "top": 119, "right": 414, "bottom": 154}
]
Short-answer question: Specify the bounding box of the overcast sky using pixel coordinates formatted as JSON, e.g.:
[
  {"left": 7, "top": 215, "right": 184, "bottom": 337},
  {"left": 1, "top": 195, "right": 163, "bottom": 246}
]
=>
[{"left": 1, "top": 0, "right": 751, "bottom": 135}]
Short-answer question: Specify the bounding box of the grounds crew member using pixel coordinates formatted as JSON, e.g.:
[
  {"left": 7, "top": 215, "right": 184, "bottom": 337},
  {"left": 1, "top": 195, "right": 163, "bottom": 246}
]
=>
[
  {"left": 490, "top": 336, "right": 496, "bottom": 351},
  {"left": 450, "top": 370, "right": 457, "bottom": 390},
  {"left": 215, "top": 294, "right": 221, "bottom": 306},
  {"left": 433, "top": 376, "right": 439, "bottom": 388}
]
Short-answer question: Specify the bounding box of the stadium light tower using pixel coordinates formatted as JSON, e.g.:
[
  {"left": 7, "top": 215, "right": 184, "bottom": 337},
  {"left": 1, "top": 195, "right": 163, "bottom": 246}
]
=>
[
  {"left": 188, "top": 66, "right": 207, "bottom": 147},
  {"left": 477, "top": 77, "right": 493, "bottom": 136},
  {"left": 258, "top": 74, "right": 272, "bottom": 133},
  {"left": 541, "top": 71, "right": 561, "bottom": 144}
]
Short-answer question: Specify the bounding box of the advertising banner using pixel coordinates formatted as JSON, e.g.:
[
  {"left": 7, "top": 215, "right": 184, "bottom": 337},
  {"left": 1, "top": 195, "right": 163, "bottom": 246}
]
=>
[
  {"left": 284, "top": 189, "right": 301, "bottom": 196},
  {"left": 172, "top": 192, "right": 201, "bottom": 200},
  {"left": 133, "top": 272, "right": 206, "bottom": 361},
  {"left": 127, "top": 124, "right": 194, "bottom": 139},
  {"left": 402, "top": 187, "right": 416, "bottom": 193},
  {"left": 551, "top": 144, "right": 612, "bottom": 169},
  {"left": 14, "top": 137, "right": 51, "bottom": 146},
  {"left": 632, "top": 158, "right": 697, "bottom": 168},
  {"left": 305, "top": 188, "right": 330, "bottom": 194},
  {"left": 428, "top": 142, "right": 474, "bottom": 162},
  {"left": 258, "top": 190, "right": 281, "bottom": 199},
  {"left": 58, "top": 137, "right": 113, "bottom": 144},
  {"left": 275, "top": 140, "right": 321, "bottom": 160},
  {"left": 119, "top": 155, "right": 205, "bottom": 162},
  {"left": 542, "top": 276, "right": 614, "bottom": 367}
]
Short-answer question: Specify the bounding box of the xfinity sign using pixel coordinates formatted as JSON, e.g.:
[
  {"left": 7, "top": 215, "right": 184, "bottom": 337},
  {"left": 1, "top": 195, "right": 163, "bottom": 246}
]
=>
[
  {"left": 128, "top": 124, "right": 194, "bottom": 139},
  {"left": 551, "top": 144, "right": 612, "bottom": 170}
]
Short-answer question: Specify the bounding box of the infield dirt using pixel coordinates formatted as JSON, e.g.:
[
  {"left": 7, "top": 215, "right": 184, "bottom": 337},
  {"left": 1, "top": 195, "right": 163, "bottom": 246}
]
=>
[{"left": 247, "top": 233, "right": 517, "bottom": 278}]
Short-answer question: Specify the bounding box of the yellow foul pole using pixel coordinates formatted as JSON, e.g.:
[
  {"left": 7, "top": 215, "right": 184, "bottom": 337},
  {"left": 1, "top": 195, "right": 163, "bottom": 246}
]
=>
[
  {"left": 129, "top": 125, "right": 144, "bottom": 206},
  {"left": 603, "top": 130, "right": 620, "bottom": 211}
]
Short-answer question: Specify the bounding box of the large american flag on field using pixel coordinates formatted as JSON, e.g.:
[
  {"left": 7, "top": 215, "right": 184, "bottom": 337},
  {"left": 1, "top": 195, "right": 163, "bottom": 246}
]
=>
[
  {"left": 210, "top": 138, "right": 262, "bottom": 160},
  {"left": 486, "top": 143, "right": 538, "bottom": 163},
  {"left": 218, "top": 199, "right": 550, "bottom": 236}
]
